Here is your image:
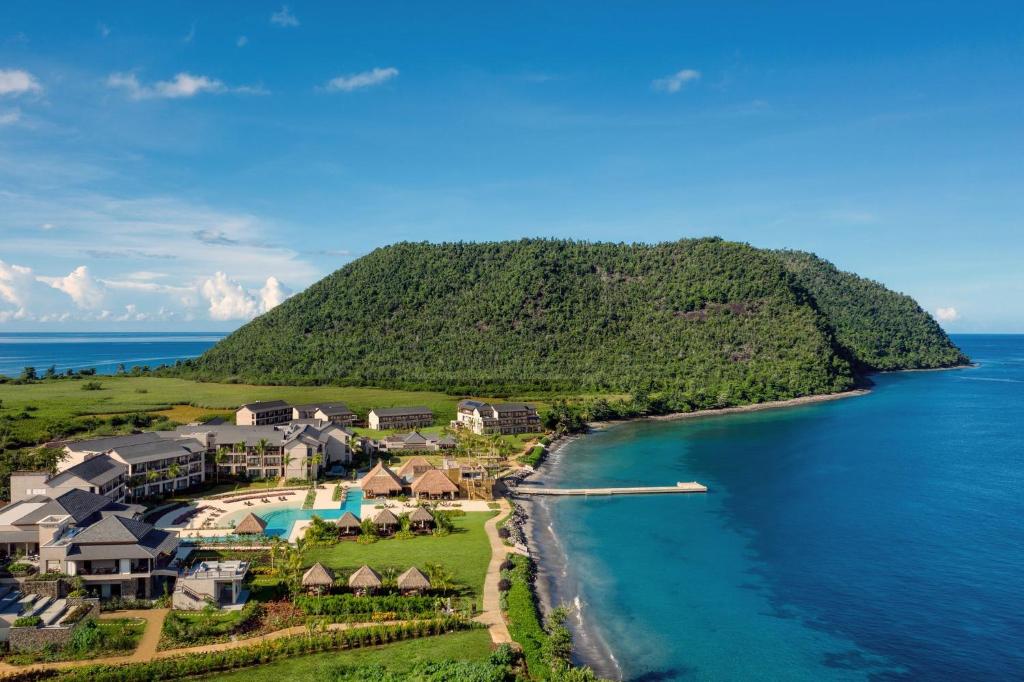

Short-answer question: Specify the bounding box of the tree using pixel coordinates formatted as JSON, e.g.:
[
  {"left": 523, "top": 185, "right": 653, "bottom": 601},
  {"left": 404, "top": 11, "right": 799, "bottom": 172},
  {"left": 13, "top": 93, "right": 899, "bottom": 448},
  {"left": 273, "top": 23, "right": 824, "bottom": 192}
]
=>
[
  {"left": 167, "top": 462, "right": 181, "bottom": 482},
  {"left": 424, "top": 562, "right": 454, "bottom": 594},
  {"left": 44, "top": 365, "right": 57, "bottom": 379},
  {"left": 19, "top": 367, "right": 37, "bottom": 382},
  {"left": 214, "top": 446, "right": 229, "bottom": 484},
  {"left": 310, "top": 452, "right": 323, "bottom": 481}
]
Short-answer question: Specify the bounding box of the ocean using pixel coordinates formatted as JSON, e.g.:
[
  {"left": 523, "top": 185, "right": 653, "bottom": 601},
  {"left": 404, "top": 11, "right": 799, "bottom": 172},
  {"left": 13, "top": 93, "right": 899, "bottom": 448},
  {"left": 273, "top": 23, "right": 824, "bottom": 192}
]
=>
[
  {"left": 526, "top": 335, "right": 1024, "bottom": 681},
  {"left": 0, "top": 332, "right": 225, "bottom": 377}
]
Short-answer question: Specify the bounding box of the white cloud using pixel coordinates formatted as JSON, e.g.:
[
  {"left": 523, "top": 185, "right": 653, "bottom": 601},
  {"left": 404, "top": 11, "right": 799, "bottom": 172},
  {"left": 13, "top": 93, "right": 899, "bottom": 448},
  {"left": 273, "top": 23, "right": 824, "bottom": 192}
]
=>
[
  {"left": 0, "top": 260, "right": 35, "bottom": 309},
  {"left": 0, "top": 69, "right": 42, "bottom": 96},
  {"left": 259, "top": 276, "right": 291, "bottom": 311},
  {"left": 270, "top": 5, "right": 299, "bottom": 27},
  {"left": 236, "top": 36, "right": 248, "bottom": 47},
  {"left": 200, "top": 273, "right": 290, "bottom": 321},
  {"left": 935, "top": 306, "right": 960, "bottom": 322},
  {"left": 39, "top": 222, "right": 55, "bottom": 230},
  {"left": 0, "top": 109, "right": 19, "bottom": 125},
  {"left": 106, "top": 72, "right": 267, "bottom": 99},
  {"left": 321, "top": 67, "right": 399, "bottom": 93},
  {"left": 652, "top": 68, "right": 701, "bottom": 93},
  {"left": 38, "top": 265, "right": 105, "bottom": 309}
]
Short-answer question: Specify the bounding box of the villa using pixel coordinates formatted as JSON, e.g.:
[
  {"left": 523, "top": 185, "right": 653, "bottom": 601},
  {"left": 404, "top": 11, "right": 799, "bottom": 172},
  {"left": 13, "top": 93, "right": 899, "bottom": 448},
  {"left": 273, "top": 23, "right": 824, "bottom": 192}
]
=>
[
  {"left": 367, "top": 406, "right": 434, "bottom": 430},
  {"left": 173, "top": 560, "right": 249, "bottom": 610},
  {"left": 235, "top": 400, "right": 293, "bottom": 426},
  {"left": 452, "top": 400, "right": 541, "bottom": 435},
  {"left": 359, "top": 457, "right": 495, "bottom": 500},
  {"left": 378, "top": 431, "right": 457, "bottom": 453},
  {"left": 60, "top": 433, "right": 206, "bottom": 500},
  {"left": 9, "top": 455, "right": 128, "bottom": 504},
  {"left": 291, "top": 403, "right": 357, "bottom": 426}
]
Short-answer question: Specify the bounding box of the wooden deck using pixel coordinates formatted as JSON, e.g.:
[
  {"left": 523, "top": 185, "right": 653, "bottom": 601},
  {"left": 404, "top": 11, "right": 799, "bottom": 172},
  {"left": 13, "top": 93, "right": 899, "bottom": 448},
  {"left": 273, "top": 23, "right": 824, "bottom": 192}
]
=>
[{"left": 514, "top": 481, "right": 707, "bottom": 496}]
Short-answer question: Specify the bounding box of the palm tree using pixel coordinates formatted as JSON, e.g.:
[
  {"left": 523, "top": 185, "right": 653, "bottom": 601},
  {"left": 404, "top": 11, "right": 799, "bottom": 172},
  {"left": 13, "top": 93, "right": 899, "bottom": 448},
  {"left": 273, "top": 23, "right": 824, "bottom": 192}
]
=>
[
  {"left": 424, "top": 562, "right": 454, "bottom": 594},
  {"left": 310, "top": 452, "right": 323, "bottom": 482},
  {"left": 214, "top": 446, "right": 228, "bottom": 483},
  {"left": 282, "top": 452, "right": 296, "bottom": 479},
  {"left": 167, "top": 463, "right": 181, "bottom": 487}
]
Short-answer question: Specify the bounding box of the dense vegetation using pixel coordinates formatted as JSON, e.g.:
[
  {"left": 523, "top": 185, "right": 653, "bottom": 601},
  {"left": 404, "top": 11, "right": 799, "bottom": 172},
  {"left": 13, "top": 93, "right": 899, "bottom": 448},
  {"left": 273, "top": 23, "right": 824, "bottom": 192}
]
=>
[{"left": 183, "top": 239, "right": 965, "bottom": 404}]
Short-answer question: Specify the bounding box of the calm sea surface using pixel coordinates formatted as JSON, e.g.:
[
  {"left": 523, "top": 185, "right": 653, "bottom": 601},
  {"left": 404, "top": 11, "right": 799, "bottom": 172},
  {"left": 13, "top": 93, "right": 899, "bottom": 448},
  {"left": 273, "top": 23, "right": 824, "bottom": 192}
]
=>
[
  {"left": 0, "top": 332, "right": 225, "bottom": 376},
  {"left": 528, "top": 335, "right": 1024, "bottom": 681}
]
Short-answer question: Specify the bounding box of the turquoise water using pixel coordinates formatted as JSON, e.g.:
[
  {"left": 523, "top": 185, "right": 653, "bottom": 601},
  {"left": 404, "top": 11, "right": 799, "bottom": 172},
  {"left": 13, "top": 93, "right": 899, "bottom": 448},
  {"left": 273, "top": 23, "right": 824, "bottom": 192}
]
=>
[
  {"left": 0, "top": 332, "right": 224, "bottom": 376},
  {"left": 244, "top": 489, "right": 364, "bottom": 538},
  {"left": 529, "top": 335, "right": 1024, "bottom": 680}
]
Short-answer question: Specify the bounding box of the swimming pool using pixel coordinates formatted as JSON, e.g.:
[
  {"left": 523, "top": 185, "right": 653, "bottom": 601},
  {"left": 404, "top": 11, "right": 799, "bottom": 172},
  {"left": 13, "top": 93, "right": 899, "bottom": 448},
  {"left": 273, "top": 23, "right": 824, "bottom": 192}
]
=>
[{"left": 223, "top": 488, "right": 363, "bottom": 538}]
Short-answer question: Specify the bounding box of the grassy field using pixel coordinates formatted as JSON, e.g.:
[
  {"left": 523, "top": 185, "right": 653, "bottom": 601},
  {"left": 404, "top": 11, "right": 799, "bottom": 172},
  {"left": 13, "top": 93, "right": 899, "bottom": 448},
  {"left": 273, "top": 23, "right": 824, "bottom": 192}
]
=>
[
  {"left": 201, "top": 628, "right": 494, "bottom": 681},
  {"left": 305, "top": 512, "right": 495, "bottom": 608},
  {"left": 0, "top": 375, "right": 563, "bottom": 447}
]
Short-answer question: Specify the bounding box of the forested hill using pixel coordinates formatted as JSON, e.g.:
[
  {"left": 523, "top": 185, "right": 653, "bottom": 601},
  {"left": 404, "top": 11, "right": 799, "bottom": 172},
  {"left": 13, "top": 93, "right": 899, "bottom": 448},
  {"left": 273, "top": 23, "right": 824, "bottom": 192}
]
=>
[{"left": 181, "top": 239, "right": 967, "bottom": 407}]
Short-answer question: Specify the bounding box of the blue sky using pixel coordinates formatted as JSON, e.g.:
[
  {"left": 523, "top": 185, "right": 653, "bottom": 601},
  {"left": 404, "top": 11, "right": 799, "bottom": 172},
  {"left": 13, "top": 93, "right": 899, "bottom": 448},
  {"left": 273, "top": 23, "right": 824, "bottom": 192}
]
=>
[{"left": 0, "top": 2, "right": 1021, "bottom": 332}]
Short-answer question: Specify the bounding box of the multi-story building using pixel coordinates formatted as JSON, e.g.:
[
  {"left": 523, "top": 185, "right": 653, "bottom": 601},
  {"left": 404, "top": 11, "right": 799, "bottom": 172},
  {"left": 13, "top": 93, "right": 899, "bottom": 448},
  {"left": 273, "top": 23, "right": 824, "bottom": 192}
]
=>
[
  {"left": 235, "top": 400, "right": 292, "bottom": 426},
  {"left": 9, "top": 455, "right": 128, "bottom": 504},
  {"left": 453, "top": 400, "right": 541, "bottom": 435},
  {"left": 367, "top": 406, "right": 434, "bottom": 430},
  {"left": 291, "top": 403, "right": 357, "bottom": 426},
  {"left": 377, "top": 431, "right": 457, "bottom": 453},
  {"left": 61, "top": 434, "right": 205, "bottom": 500}
]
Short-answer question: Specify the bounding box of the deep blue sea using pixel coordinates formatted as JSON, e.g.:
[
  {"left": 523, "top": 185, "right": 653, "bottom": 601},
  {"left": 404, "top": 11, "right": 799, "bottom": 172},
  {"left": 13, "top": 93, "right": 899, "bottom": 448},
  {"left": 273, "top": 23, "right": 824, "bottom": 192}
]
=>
[
  {"left": 0, "top": 332, "right": 225, "bottom": 377},
  {"left": 528, "top": 335, "right": 1024, "bottom": 681}
]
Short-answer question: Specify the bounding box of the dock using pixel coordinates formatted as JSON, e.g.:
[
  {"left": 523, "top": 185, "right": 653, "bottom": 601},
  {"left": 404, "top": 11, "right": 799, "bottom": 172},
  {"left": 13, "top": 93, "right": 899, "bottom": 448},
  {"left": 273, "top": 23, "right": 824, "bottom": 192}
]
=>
[{"left": 514, "top": 481, "right": 707, "bottom": 496}]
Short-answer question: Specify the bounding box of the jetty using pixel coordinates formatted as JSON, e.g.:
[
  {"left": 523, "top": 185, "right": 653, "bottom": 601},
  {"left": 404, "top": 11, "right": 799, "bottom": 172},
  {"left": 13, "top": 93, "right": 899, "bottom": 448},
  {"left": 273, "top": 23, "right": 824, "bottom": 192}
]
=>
[{"left": 514, "top": 481, "right": 707, "bottom": 496}]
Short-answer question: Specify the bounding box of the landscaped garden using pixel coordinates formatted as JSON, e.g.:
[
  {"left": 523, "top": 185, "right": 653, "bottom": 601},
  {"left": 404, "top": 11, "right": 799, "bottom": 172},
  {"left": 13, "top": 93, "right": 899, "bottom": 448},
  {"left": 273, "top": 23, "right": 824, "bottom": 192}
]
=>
[{"left": 1, "top": 618, "right": 145, "bottom": 665}]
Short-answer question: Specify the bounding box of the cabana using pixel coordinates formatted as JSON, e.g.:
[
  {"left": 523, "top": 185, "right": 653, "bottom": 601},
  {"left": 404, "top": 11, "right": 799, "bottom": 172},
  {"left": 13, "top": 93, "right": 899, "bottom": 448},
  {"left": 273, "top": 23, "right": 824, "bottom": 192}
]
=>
[
  {"left": 348, "top": 565, "right": 382, "bottom": 595},
  {"left": 233, "top": 512, "right": 267, "bottom": 535},
  {"left": 372, "top": 508, "right": 400, "bottom": 534},
  {"left": 335, "top": 511, "right": 362, "bottom": 535},
  {"left": 397, "top": 566, "right": 431, "bottom": 595},
  {"left": 302, "top": 562, "right": 335, "bottom": 594},
  {"left": 396, "top": 456, "right": 434, "bottom": 482},
  {"left": 358, "top": 461, "right": 404, "bottom": 497},
  {"left": 408, "top": 506, "right": 434, "bottom": 530},
  {"left": 410, "top": 469, "right": 460, "bottom": 500}
]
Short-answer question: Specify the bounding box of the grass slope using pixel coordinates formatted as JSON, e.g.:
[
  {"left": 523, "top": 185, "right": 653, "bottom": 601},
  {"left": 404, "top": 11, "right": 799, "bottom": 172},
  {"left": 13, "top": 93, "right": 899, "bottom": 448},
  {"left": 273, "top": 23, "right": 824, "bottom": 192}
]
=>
[{"left": 202, "top": 629, "right": 494, "bottom": 681}]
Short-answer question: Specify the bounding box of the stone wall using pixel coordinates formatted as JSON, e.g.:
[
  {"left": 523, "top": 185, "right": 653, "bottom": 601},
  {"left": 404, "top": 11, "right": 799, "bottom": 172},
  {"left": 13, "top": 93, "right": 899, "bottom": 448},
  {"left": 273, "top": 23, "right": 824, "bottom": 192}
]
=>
[
  {"left": 18, "top": 578, "right": 67, "bottom": 599},
  {"left": 8, "top": 598, "right": 99, "bottom": 652}
]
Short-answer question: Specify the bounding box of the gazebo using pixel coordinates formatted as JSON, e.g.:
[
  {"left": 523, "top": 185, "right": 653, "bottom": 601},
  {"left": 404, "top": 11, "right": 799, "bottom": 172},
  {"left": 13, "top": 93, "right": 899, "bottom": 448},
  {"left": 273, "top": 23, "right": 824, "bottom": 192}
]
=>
[
  {"left": 410, "top": 469, "right": 460, "bottom": 500},
  {"left": 358, "top": 461, "right": 404, "bottom": 497},
  {"left": 233, "top": 512, "right": 267, "bottom": 535},
  {"left": 335, "top": 511, "right": 362, "bottom": 535},
  {"left": 408, "top": 506, "right": 434, "bottom": 530},
  {"left": 302, "top": 562, "right": 335, "bottom": 594},
  {"left": 348, "top": 565, "right": 383, "bottom": 595},
  {"left": 372, "top": 508, "right": 400, "bottom": 534},
  {"left": 396, "top": 566, "right": 431, "bottom": 595}
]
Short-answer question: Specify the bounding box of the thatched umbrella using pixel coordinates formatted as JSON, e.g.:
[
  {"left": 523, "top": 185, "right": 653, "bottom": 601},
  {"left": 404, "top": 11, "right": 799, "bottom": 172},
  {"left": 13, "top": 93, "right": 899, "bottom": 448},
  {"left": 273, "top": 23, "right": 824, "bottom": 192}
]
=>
[
  {"left": 408, "top": 506, "right": 434, "bottom": 530},
  {"left": 396, "top": 566, "right": 431, "bottom": 594},
  {"left": 372, "top": 508, "right": 400, "bottom": 533},
  {"left": 233, "top": 512, "right": 267, "bottom": 535},
  {"left": 410, "top": 469, "right": 459, "bottom": 499},
  {"left": 302, "top": 562, "right": 335, "bottom": 594},
  {"left": 335, "top": 511, "right": 362, "bottom": 535},
  {"left": 348, "top": 565, "right": 382, "bottom": 594}
]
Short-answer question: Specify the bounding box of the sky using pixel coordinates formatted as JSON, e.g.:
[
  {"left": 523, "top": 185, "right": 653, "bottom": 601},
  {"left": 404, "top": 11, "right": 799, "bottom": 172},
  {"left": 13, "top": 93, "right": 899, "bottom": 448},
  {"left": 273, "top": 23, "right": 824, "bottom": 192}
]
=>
[{"left": 0, "top": 2, "right": 1021, "bottom": 332}]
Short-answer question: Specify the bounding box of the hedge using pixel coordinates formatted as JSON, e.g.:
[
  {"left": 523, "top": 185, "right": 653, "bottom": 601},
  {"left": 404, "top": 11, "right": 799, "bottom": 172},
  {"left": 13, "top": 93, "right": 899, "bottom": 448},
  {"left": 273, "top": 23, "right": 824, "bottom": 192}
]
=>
[
  {"left": 294, "top": 594, "right": 439, "bottom": 618},
  {"left": 5, "top": 619, "right": 472, "bottom": 682}
]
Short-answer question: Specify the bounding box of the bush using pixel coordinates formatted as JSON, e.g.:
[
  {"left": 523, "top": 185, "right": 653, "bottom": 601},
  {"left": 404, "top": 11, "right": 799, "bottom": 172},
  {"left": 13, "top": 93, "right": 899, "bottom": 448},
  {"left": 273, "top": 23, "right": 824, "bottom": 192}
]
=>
[
  {"left": 80, "top": 381, "right": 103, "bottom": 391},
  {"left": 294, "top": 594, "right": 439, "bottom": 619},
  {"left": 7, "top": 562, "right": 36, "bottom": 575},
  {"left": 61, "top": 605, "right": 93, "bottom": 625},
  {"left": 523, "top": 445, "right": 546, "bottom": 468},
  {"left": 13, "top": 615, "right": 42, "bottom": 627}
]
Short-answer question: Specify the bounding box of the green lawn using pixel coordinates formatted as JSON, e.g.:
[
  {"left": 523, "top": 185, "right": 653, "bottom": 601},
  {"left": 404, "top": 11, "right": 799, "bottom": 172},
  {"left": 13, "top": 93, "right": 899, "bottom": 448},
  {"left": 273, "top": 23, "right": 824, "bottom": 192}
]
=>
[
  {"left": 202, "top": 628, "right": 494, "bottom": 681},
  {"left": 305, "top": 512, "right": 496, "bottom": 608},
  {"left": 0, "top": 375, "right": 562, "bottom": 447}
]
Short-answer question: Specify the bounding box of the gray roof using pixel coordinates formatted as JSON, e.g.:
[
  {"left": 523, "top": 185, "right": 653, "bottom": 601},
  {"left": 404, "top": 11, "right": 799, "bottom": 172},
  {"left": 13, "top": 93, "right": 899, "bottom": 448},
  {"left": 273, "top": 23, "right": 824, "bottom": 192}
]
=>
[
  {"left": 110, "top": 438, "right": 204, "bottom": 462},
  {"left": 174, "top": 424, "right": 286, "bottom": 447},
  {"left": 371, "top": 406, "right": 432, "bottom": 418},
  {"left": 458, "top": 399, "right": 490, "bottom": 411},
  {"left": 66, "top": 432, "right": 166, "bottom": 453},
  {"left": 48, "top": 454, "right": 126, "bottom": 487},
  {"left": 65, "top": 515, "right": 177, "bottom": 560},
  {"left": 11, "top": 490, "right": 134, "bottom": 526},
  {"left": 72, "top": 514, "right": 154, "bottom": 543},
  {"left": 294, "top": 403, "right": 354, "bottom": 416},
  {"left": 491, "top": 402, "right": 536, "bottom": 413},
  {"left": 239, "top": 400, "right": 290, "bottom": 411}
]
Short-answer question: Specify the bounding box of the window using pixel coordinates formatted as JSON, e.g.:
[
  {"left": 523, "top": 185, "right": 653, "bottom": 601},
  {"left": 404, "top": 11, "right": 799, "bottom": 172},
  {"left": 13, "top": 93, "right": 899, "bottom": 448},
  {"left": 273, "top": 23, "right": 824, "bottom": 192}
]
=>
[{"left": 46, "top": 561, "right": 60, "bottom": 573}]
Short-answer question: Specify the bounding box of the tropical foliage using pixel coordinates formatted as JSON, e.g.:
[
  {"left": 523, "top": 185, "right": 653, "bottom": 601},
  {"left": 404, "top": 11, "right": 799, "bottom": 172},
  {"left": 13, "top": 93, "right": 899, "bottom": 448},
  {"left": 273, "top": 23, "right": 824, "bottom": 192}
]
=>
[{"left": 181, "top": 239, "right": 965, "bottom": 402}]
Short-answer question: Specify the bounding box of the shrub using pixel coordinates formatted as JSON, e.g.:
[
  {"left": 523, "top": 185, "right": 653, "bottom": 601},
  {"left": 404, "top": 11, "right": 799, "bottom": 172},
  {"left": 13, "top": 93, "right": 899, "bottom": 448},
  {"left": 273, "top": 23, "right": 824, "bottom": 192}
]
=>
[
  {"left": 80, "top": 381, "right": 103, "bottom": 391},
  {"left": 61, "top": 605, "right": 93, "bottom": 625},
  {"left": 523, "top": 445, "right": 546, "bottom": 467},
  {"left": 13, "top": 615, "right": 42, "bottom": 627},
  {"left": 7, "top": 562, "right": 36, "bottom": 575}
]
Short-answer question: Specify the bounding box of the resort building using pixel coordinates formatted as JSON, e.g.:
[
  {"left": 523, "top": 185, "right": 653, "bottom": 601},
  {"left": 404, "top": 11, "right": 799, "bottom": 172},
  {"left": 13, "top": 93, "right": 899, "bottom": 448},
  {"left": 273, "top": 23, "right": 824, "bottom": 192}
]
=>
[
  {"left": 453, "top": 400, "right": 541, "bottom": 435},
  {"left": 235, "top": 400, "right": 292, "bottom": 426},
  {"left": 377, "top": 431, "right": 456, "bottom": 453},
  {"left": 173, "top": 560, "right": 249, "bottom": 610},
  {"left": 367, "top": 406, "right": 433, "bottom": 431},
  {"left": 359, "top": 457, "right": 496, "bottom": 500},
  {"left": 358, "top": 461, "right": 404, "bottom": 497},
  {"left": 291, "top": 403, "right": 357, "bottom": 426},
  {"left": 9, "top": 455, "right": 128, "bottom": 504},
  {"left": 61, "top": 433, "right": 206, "bottom": 500}
]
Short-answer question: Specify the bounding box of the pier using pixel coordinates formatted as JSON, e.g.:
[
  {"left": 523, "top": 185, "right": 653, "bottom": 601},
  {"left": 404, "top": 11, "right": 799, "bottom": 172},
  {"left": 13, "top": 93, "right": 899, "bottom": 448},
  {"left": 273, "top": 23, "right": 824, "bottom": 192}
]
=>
[{"left": 514, "top": 481, "right": 707, "bottom": 496}]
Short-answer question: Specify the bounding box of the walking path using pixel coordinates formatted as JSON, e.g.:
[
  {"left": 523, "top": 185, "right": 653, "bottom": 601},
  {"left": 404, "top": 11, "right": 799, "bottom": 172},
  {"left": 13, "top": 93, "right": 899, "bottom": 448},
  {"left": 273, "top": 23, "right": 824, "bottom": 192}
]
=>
[{"left": 474, "top": 498, "right": 514, "bottom": 644}]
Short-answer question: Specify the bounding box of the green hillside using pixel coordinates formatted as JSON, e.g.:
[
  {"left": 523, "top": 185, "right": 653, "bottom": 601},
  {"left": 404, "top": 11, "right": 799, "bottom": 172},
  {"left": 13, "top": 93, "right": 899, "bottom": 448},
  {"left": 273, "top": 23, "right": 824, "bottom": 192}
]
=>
[{"left": 181, "top": 238, "right": 966, "bottom": 407}]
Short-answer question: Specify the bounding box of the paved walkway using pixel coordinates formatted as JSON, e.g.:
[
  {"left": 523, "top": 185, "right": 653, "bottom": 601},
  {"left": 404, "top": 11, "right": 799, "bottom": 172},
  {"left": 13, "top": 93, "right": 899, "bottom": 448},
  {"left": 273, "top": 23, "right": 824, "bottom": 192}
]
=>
[{"left": 474, "top": 498, "right": 514, "bottom": 644}]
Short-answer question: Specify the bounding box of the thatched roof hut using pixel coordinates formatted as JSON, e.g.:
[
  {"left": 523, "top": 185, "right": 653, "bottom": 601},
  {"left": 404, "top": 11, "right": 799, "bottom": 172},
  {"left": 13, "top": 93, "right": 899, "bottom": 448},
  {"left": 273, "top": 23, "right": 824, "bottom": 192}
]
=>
[
  {"left": 348, "top": 565, "right": 382, "bottom": 591},
  {"left": 409, "top": 506, "right": 434, "bottom": 528},
  {"left": 372, "top": 508, "right": 400, "bottom": 528},
  {"left": 335, "top": 511, "right": 362, "bottom": 533},
  {"left": 359, "top": 461, "right": 404, "bottom": 497},
  {"left": 410, "top": 469, "right": 460, "bottom": 499},
  {"left": 233, "top": 512, "right": 267, "bottom": 535},
  {"left": 397, "top": 456, "right": 434, "bottom": 482},
  {"left": 302, "top": 562, "right": 335, "bottom": 589},
  {"left": 397, "top": 566, "right": 431, "bottom": 593}
]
